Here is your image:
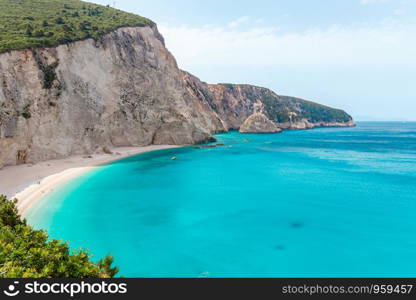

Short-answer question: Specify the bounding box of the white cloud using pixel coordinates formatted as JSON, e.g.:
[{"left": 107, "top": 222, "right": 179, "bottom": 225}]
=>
[
  {"left": 227, "top": 16, "right": 250, "bottom": 28},
  {"left": 159, "top": 20, "right": 416, "bottom": 70}
]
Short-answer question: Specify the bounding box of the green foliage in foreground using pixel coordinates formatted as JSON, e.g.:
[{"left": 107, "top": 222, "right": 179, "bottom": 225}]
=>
[
  {"left": 0, "top": 195, "right": 119, "bottom": 278},
  {"left": 0, "top": 0, "right": 152, "bottom": 53}
]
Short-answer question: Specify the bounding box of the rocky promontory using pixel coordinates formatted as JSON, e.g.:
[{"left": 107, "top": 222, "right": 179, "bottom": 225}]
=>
[{"left": 0, "top": 0, "right": 354, "bottom": 168}]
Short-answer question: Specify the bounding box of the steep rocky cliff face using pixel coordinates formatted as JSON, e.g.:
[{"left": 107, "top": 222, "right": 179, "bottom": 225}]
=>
[
  {"left": 0, "top": 25, "right": 225, "bottom": 167},
  {"left": 205, "top": 83, "right": 355, "bottom": 130},
  {"left": 182, "top": 73, "right": 354, "bottom": 131},
  {"left": 0, "top": 24, "right": 353, "bottom": 168}
]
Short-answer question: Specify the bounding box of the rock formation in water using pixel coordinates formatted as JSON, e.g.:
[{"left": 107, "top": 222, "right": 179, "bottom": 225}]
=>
[
  {"left": 0, "top": 3, "right": 354, "bottom": 168},
  {"left": 239, "top": 113, "right": 282, "bottom": 133}
]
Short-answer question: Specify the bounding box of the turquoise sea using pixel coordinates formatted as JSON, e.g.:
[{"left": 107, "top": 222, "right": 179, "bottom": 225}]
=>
[{"left": 26, "top": 122, "right": 416, "bottom": 277}]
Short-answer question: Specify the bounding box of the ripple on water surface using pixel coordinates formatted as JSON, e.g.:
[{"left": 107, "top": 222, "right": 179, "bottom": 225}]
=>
[{"left": 27, "top": 122, "right": 416, "bottom": 277}]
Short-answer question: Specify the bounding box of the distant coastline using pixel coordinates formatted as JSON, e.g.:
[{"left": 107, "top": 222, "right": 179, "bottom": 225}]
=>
[{"left": 0, "top": 145, "right": 180, "bottom": 216}]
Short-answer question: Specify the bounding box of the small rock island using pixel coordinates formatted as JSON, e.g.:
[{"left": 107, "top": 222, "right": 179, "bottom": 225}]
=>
[{"left": 239, "top": 113, "right": 282, "bottom": 133}]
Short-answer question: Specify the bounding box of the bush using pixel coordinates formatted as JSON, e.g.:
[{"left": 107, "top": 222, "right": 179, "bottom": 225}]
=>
[
  {"left": 0, "top": 195, "right": 118, "bottom": 278},
  {"left": 25, "top": 24, "right": 33, "bottom": 36},
  {"left": 21, "top": 105, "right": 31, "bottom": 119},
  {"left": 224, "top": 84, "right": 234, "bottom": 90},
  {"left": 55, "top": 17, "right": 65, "bottom": 24},
  {"left": 33, "top": 30, "right": 45, "bottom": 37},
  {"left": 40, "top": 61, "right": 59, "bottom": 89},
  {"left": 62, "top": 24, "right": 72, "bottom": 32},
  {"left": 21, "top": 112, "right": 31, "bottom": 119}
]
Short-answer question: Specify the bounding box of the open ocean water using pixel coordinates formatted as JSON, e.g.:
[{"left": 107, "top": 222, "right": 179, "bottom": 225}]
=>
[{"left": 26, "top": 122, "right": 416, "bottom": 277}]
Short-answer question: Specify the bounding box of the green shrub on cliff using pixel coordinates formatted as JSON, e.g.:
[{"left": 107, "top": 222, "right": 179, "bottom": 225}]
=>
[
  {"left": 262, "top": 95, "right": 291, "bottom": 123},
  {"left": 296, "top": 99, "right": 352, "bottom": 123},
  {"left": 0, "top": 195, "right": 118, "bottom": 278},
  {"left": 0, "top": 0, "right": 152, "bottom": 53},
  {"left": 262, "top": 95, "right": 352, "bottom": 124}
]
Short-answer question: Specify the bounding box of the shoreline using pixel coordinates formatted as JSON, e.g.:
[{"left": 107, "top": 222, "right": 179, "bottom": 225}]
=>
[{"left": 0, "top": 145, "right": 181, "bottom": 216}]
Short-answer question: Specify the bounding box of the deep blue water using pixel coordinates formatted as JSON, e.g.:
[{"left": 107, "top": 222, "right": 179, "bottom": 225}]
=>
[{"left": 27, "top": 122, "right": 416, "bottom": 277}]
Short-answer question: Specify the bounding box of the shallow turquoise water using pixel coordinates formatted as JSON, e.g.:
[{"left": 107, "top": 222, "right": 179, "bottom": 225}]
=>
[{"left": 27, "top": 122, "right": 416, "bottom": 277}]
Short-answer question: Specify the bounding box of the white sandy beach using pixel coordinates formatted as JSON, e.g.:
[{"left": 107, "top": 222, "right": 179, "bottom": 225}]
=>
[{"left": 0, "top": 145, "right": 180, "bottom": 216}]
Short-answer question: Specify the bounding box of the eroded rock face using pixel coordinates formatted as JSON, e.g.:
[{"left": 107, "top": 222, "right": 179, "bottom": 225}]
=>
[
  {"left": 239, "top": 113, "right": 282, "bottom": 133},
  {"left": 0, "top": 24, "right": 354, "bottom": 167},
  {"left": 0, "top": 26, "right": 225, "bottom": 166}
]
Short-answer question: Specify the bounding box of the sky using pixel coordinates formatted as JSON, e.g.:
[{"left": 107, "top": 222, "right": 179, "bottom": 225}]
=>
[{"left": 91, "top": 0, "right": 416, "bottom": 121}]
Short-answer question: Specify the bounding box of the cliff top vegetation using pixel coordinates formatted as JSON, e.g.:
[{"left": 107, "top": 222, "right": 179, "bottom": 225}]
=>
[{"left": 0, "top": 0, "right": 151, "bottom": 53}]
